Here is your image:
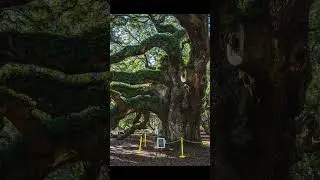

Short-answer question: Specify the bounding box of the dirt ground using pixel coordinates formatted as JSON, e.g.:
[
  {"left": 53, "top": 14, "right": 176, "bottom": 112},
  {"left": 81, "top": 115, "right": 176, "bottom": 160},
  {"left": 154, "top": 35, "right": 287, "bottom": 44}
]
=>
[{"left": 110, "top": 131, "right": 210, "bottom": 166}]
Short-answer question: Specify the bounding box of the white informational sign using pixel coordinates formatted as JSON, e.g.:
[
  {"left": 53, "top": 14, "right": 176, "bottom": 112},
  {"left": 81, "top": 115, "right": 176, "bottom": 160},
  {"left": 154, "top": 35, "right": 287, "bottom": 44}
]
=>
[{"left": 156, "top": 138, "right": 166, "bottom": 149}]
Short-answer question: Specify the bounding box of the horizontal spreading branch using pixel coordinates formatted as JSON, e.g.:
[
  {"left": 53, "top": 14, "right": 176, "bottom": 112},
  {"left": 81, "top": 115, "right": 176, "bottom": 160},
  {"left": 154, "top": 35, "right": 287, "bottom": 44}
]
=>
[
  {"left": 0, "top": 29, "right": 107, "bottom": 74},
  {"left": 110, "top": 31, "right": 185, "bottom": 64},
  {"left": 111, "top": 70, "right": 165, "bottom": 85},
  {"left": 110, "top": 95, "right": 161, "bottom": 129},
  {"left": 47, "top": 106, "right": 108, "bottom": 140},
  {"left": 0, "top": 63, "right": 108, "bottom": 86},
  {"left": 110, "top": 82, "right": 154, "bottom": 98},
  {"left": 1, "top": 86, "right": 108, "bottom": 142},
  {"left": 1, "top": 63, "right": 108, "bottom": 115},
  {"left": 2, "top": 63, "right": 164, "bottom": 117},
  {"left": 2, "top": 63, "right": 164, "bottom": 86}
]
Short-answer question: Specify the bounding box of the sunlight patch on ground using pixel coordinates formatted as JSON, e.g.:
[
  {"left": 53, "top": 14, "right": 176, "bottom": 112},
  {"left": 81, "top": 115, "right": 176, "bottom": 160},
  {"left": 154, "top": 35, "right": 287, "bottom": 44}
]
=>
[
  {"left": 111, "top": 145, "right": 177, "bottom": 159},
  {"left": 137, "top": 150, "right": 176, "bottom": 158},
  {"left": 110, "top": 146, "right": 139, "bottom": 155}
]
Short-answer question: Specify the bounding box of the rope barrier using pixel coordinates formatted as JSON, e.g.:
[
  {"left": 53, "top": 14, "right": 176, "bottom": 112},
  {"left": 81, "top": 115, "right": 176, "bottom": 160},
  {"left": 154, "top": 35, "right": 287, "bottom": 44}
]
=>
[
  {"left": 137, "top": 132, "right": 209, "bottom": 158},
  {"left": 166, "top": 138, "right": 204, "bottom": 144},
  {"left": 165, "top": 139, "right": 180, "bottom": 144},
  {"left": 184, "top": 139, "right": 204, "bottom": 144}
]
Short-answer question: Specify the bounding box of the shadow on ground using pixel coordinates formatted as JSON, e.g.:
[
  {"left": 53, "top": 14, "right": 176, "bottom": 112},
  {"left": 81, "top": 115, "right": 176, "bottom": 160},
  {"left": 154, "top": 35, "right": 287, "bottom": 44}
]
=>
[{"left": 110, "top": 133, "right": 210, "bottom": 166}]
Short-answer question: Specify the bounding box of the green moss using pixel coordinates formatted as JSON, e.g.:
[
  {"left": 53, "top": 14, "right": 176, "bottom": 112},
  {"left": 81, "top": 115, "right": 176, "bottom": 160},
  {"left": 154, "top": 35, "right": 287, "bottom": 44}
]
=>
[
  {"left": 111, "top": 82, "right": 153, "bottom": 98},
  {"left": 111, "top": 32, "right": 184, "bottom": 64},
  {"left": 45, "top": 106, "right": 107, "bottom": 138},
  {"left": 0, "top": 86, "right": 37, "bottom": 107},
  {"left": 110, "top": 95, "right": 162, "bottom": 127},
  {"left": 1, "top": 63, "right": 109, "bottom": 86},
  {"left": 44, "top": 161, "right": 86, "bottom": 180},
  {"left": 111, "top": 70, "right": 165, "bottom": 84}
]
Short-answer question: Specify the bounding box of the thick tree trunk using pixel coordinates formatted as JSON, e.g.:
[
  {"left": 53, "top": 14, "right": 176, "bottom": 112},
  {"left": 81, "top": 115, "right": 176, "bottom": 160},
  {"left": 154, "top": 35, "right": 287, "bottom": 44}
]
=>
[
  {"left": 213, "top": 1, "right": 312, "bottom": 180},
  {"left": 163, "top": 15, "right": 209, "bottom": 142},
  {"left": 166, "top": 85, "right": 185, "bottom": 141}
]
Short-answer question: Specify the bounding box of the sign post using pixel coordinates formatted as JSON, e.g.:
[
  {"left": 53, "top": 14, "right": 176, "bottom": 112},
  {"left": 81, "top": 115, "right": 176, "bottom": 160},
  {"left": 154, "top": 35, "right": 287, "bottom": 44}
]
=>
[{"left": 156, "top": 138, "right": 166, "bottom": 149}]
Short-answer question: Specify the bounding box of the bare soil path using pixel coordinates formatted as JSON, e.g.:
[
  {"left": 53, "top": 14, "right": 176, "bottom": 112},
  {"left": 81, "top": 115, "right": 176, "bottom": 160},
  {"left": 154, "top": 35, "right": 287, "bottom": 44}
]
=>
[{"left": 110, "top": 131, "right": 210, "bottom": 166}]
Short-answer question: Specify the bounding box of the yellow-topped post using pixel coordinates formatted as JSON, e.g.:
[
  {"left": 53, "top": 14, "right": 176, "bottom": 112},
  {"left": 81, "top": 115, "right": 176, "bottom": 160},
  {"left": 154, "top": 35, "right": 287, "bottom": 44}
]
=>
[
  {"left": 144, "top": 133, "right": 147, "bottom": 147},
  {"left": 138, "top": 135, "right": 143, "bottom": 155},
  {"left": 179, "top": 137, "right": 186, "bottom": 158}
]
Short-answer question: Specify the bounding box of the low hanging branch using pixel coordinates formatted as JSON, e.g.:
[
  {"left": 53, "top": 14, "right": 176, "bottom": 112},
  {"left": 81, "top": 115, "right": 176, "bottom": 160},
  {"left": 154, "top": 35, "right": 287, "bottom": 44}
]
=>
[
  {"left": 1, "top": 63, "right": 162, "bottom": 109},
  {"left": 110, "top": 95, "right": 161, "bottom": 130},
  {"left": 111, "top": 82, "right": 154, "bottom": 98},
  {"left": 1, "top": 85, "right": 109, "bottom": 148},
  {"left": 116, "top": 112, "right": 142, "bottom": 140},
  {"left": 117, "top": 111, "right": 150, "bottom": 140},
  {"left": 46, "top": 106, "right": 108, "bottom": 139}
]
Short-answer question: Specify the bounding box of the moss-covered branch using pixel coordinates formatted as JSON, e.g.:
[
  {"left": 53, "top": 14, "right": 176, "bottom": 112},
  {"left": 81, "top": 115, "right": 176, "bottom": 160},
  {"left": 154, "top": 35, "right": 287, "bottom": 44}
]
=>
[
  {"left": 1, "top": 86, "right": 108, "bottom": 154},
  {"left": 46, "top": 106, "right": 108, "bottom": 140},
  {"left": 116, "top": 112, "right": 142, "bottom": 140},
  {"left": 110, "top": 95, "right": 162, "bottom": 129},
  {"left": 110, "top": 32, "right": 184, "bottom": 64},
  {"left": 1, "top": 89, "right": 108, "bottom": 178},
  {"left": 0, "top": 86, "right": 37, "bottom": 107},
  {"left": 1, "top": 63, "right": 108, "bottom": 115},
  {"left": 116, "top": 112, "right": 149, "bottom": 140},
  {"left": 1, "top": 63, "right": 164, "bottom": 87},
  {"left": 110, "top": 82, "right": 154, "bottom": 98},
  {"left": 0, "top": 86, "right": 52, "bottom": 127},
  {"left": 0, "top": 29, "right": 107, "bottom": 74},
  {"left": 111, "top": 70, "right": 165, "bottom": 84},
  {"left": 0, "top": 63, "right": 109, "bottom": 86}
]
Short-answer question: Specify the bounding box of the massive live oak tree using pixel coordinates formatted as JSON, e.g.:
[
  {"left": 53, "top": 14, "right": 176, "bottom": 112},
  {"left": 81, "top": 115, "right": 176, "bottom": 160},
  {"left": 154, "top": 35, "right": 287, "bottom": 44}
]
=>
[
  {"left": 110, "top": 14, "right": 209, "bottom": 141},
  {"left": 212, "top": 0, "right": 314, "bottom": 180},
  {"left": 0, "top": 0, "right": 109, "bottom": 179}
]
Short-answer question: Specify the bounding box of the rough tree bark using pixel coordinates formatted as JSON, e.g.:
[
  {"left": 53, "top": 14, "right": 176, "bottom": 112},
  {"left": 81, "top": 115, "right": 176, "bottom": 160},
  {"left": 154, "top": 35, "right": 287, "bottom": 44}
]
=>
[
  {"left": 163, "top": 14, "right": 209, "bottom": 141},
  {"left": 212, "top": 0, "right": 313, "bottom": 180}
]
